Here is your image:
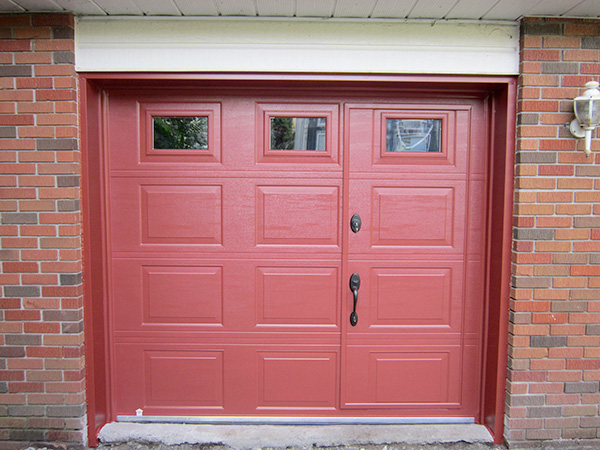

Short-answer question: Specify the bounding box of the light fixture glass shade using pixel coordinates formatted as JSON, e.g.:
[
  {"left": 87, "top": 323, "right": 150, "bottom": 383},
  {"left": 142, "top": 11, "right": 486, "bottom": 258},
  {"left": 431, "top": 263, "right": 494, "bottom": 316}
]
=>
[{"left": 574, "top": 81, "right": 600, "bottom": 128}]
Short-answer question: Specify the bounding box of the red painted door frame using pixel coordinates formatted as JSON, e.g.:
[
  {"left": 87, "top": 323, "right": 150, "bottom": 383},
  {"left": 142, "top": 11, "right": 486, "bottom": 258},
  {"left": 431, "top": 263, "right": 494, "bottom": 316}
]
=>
[{"left": 80, "top": 73, "right": 516, "bottom": 446}]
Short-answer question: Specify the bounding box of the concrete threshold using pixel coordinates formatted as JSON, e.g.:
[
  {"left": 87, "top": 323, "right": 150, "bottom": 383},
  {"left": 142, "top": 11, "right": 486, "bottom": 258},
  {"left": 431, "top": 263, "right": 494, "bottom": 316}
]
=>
[{"left": 99, "top": 423, "right": 494, "bottom": 449}]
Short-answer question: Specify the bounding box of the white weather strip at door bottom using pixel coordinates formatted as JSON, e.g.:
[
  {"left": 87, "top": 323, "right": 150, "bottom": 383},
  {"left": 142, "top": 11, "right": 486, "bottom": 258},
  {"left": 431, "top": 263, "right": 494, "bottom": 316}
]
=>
[{"left": 116, "top": 415, "right": 475, "bottom": 424}]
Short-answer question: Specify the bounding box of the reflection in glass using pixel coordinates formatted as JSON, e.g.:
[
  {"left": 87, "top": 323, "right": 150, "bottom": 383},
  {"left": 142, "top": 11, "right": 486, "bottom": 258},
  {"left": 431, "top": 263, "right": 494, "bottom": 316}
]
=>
[
  {"left": 270, "top": 117, "right": 326, "bottom": 151},
  {"left": 153, "top": 116, "right": 208, "bottom": 150},
  {"left": 386, "top": 119, "right": 441, "bottom": 152}
]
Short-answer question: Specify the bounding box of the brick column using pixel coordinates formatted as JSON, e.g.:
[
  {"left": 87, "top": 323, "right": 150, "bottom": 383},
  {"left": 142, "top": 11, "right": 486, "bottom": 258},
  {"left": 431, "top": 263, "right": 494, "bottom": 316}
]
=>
[
  {"left": 507, "top": 18, "right": 600, "bottom": 448},
  {"left": 0, "top": 14, "right": 85, "bottom": 449}
]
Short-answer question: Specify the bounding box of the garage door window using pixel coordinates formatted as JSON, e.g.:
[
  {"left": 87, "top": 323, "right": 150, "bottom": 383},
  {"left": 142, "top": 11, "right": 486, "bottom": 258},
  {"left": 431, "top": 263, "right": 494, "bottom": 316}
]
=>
[
  {"left": 153, "top": 116, "right": 209, "bottom": 150},
  {"left": 386, "top": 119, "right": 441, "bottom": 152}
]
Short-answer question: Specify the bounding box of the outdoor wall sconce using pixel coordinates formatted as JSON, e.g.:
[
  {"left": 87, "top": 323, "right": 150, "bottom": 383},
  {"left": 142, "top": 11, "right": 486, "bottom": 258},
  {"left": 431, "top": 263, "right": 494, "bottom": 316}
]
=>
[{"left": 569, "top": 80, "right": 600, "bottom": 157}]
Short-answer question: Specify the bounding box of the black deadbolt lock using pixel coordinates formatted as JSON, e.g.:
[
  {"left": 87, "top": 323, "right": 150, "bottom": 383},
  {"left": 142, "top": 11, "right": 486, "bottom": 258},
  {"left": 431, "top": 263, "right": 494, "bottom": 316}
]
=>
[{"left": 350, "top": 214, "right": 361, "bottom": 233}]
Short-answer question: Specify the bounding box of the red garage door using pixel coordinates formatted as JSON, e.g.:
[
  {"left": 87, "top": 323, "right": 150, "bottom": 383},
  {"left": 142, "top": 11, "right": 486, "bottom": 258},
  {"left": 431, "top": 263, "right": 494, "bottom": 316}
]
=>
[{"left": 104, "top": 87, "right": 487, "bottom": 420}]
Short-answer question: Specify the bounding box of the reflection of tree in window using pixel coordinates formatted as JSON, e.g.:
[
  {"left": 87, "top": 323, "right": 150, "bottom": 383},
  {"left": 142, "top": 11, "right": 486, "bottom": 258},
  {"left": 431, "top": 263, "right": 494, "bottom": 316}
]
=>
[
  {"left": 271, "top": 117, "right": 326, "bottom": 151},
  {"left": 153, "top": 117, "right": 208, "bottom": 150},
  {"left": 386, "top": 119, "right": 441, "bottom": 152}
]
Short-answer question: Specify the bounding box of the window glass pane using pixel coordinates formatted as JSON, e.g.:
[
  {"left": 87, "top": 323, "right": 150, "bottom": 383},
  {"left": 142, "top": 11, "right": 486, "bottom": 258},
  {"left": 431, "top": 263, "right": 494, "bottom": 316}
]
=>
[
  {"left": 153, "top": 116, "right": 208, "bottom": 150},
  {"left": 270, "top": 117, "right": 326, "bottom": 151},
  {"left": 386, "top": 119, "right": 441, "bottom": 152}
]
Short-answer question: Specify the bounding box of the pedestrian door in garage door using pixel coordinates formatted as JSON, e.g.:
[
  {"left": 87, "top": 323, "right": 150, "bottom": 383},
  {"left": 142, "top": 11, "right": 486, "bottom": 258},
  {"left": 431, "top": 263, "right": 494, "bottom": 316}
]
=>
[{"left": 104, "top": 86, "right": 487, "bottom": 420}]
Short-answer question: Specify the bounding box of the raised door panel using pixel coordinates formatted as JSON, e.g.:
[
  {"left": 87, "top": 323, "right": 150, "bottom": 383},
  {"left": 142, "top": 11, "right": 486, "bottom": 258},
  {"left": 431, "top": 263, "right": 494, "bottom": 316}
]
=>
[
  {"left": 346, "top": 105, "right": 471, "bottom": 175},
  {"left": 110, "top": 177, "right": 342, "bottom": 254},
  {"left": 342, "top": 345, "right": 463, "bottom": 410},
  {"left": 111, "top": 258, "right": 341, "bottom": 334},
  {"left": 342, "top": 261, "right": 464, "bottom": 334},
  {"left": 107, "top": 93, "right": 225, "bottom": 171},
  {"left": 256, "top": 185, "right": 340, "bottom": 247},
  {"left": 348, "top": 179, "right": 466, "bottom": 256},
  {"left": 256, "top": 351, "right": 338, "bottom": 410},
  {"left": 256, "top": 266, "right": 339, "bottom": 326},
  {"left": 113, "top": 344, "right": 228, "bottom": 416}
]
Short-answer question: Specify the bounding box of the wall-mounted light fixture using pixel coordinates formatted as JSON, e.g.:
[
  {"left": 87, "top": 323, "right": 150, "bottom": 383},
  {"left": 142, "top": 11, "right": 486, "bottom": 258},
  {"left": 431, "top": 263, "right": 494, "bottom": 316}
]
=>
[{"left": 569, "top": 80, "right": 600, "bottom": 157}]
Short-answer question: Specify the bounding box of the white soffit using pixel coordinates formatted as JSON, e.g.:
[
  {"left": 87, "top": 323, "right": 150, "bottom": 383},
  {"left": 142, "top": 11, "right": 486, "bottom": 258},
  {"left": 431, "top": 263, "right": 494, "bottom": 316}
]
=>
[{"left": 75, "top": 18, "right": 520, "bottom": 75}]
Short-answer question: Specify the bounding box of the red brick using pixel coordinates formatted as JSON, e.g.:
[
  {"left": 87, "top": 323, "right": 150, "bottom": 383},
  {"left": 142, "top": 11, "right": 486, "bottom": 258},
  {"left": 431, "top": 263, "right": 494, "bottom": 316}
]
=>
[
  {"left": 23, "top": 322, "right": 60, "bottom": 334},
  {"left": 509, "top": 370, "right": 546, "bottom": 382},
  {"left": 23, "top": 298, "right": 60, "bottom": 309},
  {"left": 515, "top": 178, "right": 556, "bottom": 189},
  {"left": 0, "top": 176, "right": 17, "bottom": 187},
  {"left": 35, "top": 89, "right": 77, "bottom": 102},
  {"left": 26, "top": 347, "right": 63, "bottom": 358},
  {"left": 40, "top": 237, "right": 80, "bottom": 248},
  {"left": 535, "top": 241, "right": 572, "bottom": 252},
  {"left": 4, "top": 310, "right": 40, "bottom": 321},
  {"left": 13, "top": 26, "right": 51, "bottom": 40},
  {"left": 33, "top": 39, "right": 74, "bottom": 51},
  {"left": 0, "top": 90, "right": 34, "bottom": 101},
  {"left": 520, "top": 100, "right": 560, "bottom": 112},
  {"left": 523, "top": 49, "right": 561, "bottom": 61},
  {"left": 553, "top": 276, "right": 588, "bottom": 287},
  {"left": 511, "top": 324, "right": 550, "bottom": 336},
  {"left": 37, "top": 163, "right": 78, "bottom": 174},
  {"left": 564, "top": 23, "right": 600, "bottom": 36},
  {"left": 18, "top": 127, "right": 56, "bottom": 139},
  {"left": 18, "top": 176, "right": 56, "bottom": 187},
  {"left": 543, "top": 36, "right": 581, "bottom": 48},
  {"left": 20, "top": 225, "right": 57, "bottom": 236},
  {"left": 2, "top": 262, "right": 38, "bottom": 273},
  {"left": 2, "top": 237, "right": 39, "bottom": 249},
  {"left": 0, "top": 371, "right": 24, "bottom": 381},
  {"left": 530, "top": 359, "right": 565, "bottom": 370},
  {"left": 538, "top": 165, "right": 574, "bottom": 176},
  {"left": 563, "top": 75, "right": 595, "bottom": 87},
  {"left": 521, "top": 74, "right": 560, "bottom": 86},
  {"left": 557, "top": 204, "right": 592, "bottom": 215},
  {"left": 39, "top": 187, "right": 79, "bottom": 199},
  {"left": 8, "top": 382, "right": 44, "bottom": 393},
  {"left": 21, "top": 249, "right": 58, "bottom": 261},
  {"left": 46, "top": 380, "right": 84, "bottom": 393},
  {"left": 34, "top": 64, "right": 76, "bottom": 77},
  {"left": 574, "top": 241, "right": 600, "bottom": 252},
  {"left": 22, "top": 274, "right": 58, "bottom": 285},
  {"left": 0, "top": 39, "right": 31, "bottom": 51},
  {"left": 582, "top": 63, "right": 600, "bottom": 74},
  {"left": 549, "top": 347, "right": 584, "bottom": 358},
  {"left": 17, "top": 102, "right": 53, "bottom": 114},
  {"left": 518, "top": 126, "right": 557, "bottom": 137},
  {"left": 13, "top": 51, "right": 52, "bottom": 64},
  {"left": 0, "top": 164, "right": 36, "bottom": 175},
  {"left": 537, "top": 217, "right": 572, "bottom": 227},
  {"left": 16, "top": 77, "right": 53, "bottom": 89},
  {"left": 32, "top": 13, "right": 74, "bottom": 26},
  {"left": 42, "top": 285, "right": 82, "bottom": 297},
  {"left": 532, "top": 313, "right": 568, "bottom": 324},
  {"left": 568, "top": 336, "right": 600, "bottom": 347},
  {"left": 564, "top": 49, "right": 600, "bottom": 61},
  {"left": 41, "top": 261, "right": 80, "bottom": 273},
  {"left": 26, "top": 393, "right": 65, "bottom": 404},
  {"left": 18, "top": 200, "right": 56, "bottom": 211},
  {"left": 548, "top": 371, "right": 582, "bottom": 382}
]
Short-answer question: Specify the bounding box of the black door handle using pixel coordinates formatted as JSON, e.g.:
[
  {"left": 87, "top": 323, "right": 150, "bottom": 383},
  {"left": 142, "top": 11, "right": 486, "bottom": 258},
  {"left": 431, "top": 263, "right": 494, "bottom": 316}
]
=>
[
  {"left": 349, "top": 273, "right": 360, "bottom": 326},
  {"left": 350, "top": 214, "right": 361, "bottom": 233}
]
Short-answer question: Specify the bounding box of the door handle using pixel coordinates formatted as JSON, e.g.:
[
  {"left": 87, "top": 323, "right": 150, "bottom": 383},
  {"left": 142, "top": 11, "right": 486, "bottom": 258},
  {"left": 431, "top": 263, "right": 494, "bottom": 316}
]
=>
[
  {"left": 349, "top": 273, "right": 360, "bottom": 326},
  {"left": 350, "top": 214, "right": 361, "bottom": 233}
]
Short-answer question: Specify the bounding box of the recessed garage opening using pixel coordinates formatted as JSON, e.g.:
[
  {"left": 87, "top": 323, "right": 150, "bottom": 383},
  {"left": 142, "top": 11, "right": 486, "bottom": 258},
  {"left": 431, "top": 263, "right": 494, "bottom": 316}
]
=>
[{"left": 82, "top": 76, "right": 515, "bottom": 444}]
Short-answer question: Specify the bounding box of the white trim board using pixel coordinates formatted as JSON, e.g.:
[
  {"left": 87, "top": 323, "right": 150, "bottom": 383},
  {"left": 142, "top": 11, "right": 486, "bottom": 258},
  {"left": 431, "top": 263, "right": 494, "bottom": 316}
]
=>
[{"left": 75, "top": 18, "right": 519, "bottom": 75}]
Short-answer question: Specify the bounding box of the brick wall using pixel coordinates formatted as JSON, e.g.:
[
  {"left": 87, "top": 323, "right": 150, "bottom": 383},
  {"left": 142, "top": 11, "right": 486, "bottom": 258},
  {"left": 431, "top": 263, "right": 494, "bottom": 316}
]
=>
[
  {"left": 0, "top": 14, "right": 85, "bottom": 450},
  {"left": 1, "top": 11, "right": 600, "bottom": 450},
  {"left": 507, "top": 18, "right": 600, "bottom": 448}
]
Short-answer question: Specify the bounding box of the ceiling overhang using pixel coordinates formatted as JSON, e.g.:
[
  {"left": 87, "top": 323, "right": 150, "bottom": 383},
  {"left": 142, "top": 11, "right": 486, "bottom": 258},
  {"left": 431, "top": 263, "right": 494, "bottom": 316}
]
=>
[{"left": 1, "top": 0, "right": 600, "bottom": 21}]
